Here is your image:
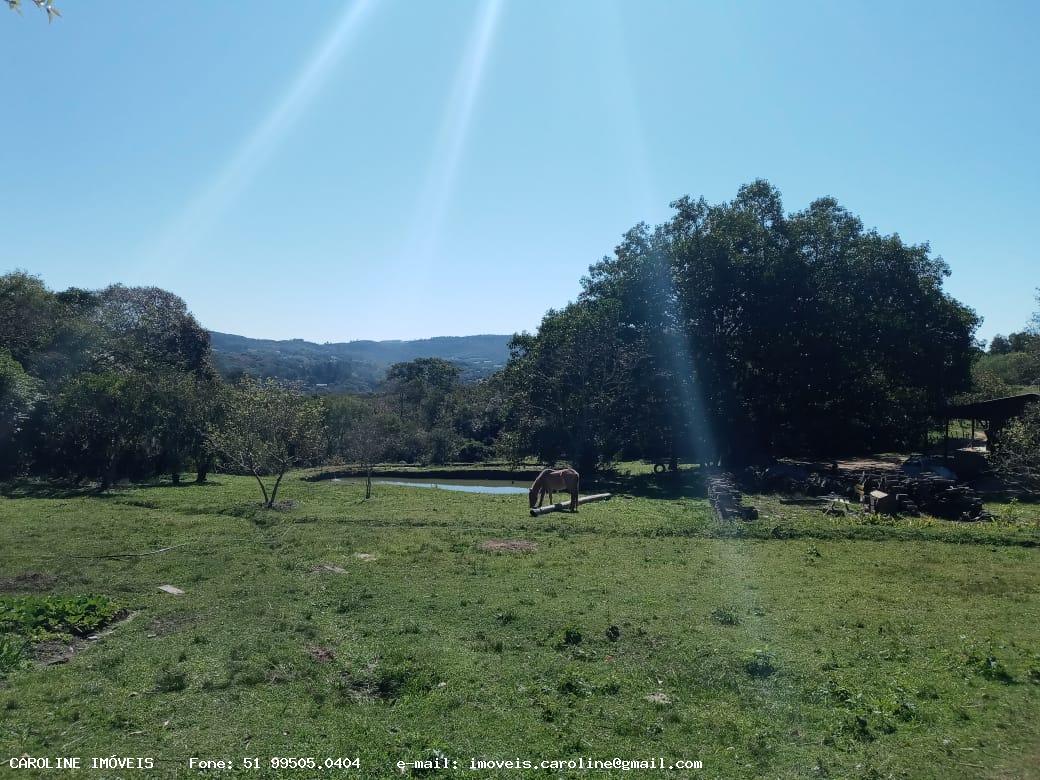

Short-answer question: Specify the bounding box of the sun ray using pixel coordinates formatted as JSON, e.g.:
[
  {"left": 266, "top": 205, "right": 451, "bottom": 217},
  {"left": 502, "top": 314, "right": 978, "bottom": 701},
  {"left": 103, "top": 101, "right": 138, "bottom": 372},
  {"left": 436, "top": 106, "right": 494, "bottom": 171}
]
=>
[
  {"left": 599, "top": 3, "right": 718, "bottom": 468},
  {"left": 146, "top": 0, "right": 376, "bottom": 268},
  {"left": 403, "top": 0, "right": 504, "bottom": 269}
]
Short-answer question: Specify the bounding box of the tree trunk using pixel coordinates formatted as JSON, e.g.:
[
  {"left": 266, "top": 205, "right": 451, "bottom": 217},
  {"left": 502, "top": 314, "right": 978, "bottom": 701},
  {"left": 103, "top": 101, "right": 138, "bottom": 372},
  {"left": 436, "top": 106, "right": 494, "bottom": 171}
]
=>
[
  {"left": 252, "top": 470, "right": 270, "bottom": 506},
  {"left": 195, "top": 465, "right": 208, "bottom": 484},
  {"left": 171, "top": 472, "right": 180, "bottom": 485},
  {"left": 365, "top": 464, "right": 372, "bottom": 499},
  {"left": 269, "top": 470, "right": 285, "bottom": 507}
]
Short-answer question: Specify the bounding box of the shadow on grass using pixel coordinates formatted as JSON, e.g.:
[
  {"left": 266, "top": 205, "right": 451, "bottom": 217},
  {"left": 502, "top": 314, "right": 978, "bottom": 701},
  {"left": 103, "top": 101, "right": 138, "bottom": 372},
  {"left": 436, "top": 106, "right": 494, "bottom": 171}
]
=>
[
  {"left": 0, "top": 479, "right": 102, "bottom": 499},
  {"left": 2, "top": 477, "right": 225, "bottom": 500},
  {"left": 588, "top": 469, "right": 706, "bottom": 500}
]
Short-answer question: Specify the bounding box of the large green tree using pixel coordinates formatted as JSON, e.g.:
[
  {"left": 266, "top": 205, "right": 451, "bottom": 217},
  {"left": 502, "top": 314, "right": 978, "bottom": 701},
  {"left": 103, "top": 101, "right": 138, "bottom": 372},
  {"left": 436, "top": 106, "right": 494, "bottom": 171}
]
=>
[
  {"left": 0, "top": 272, "right": 219, "bottom": 483},
  {"left": 500, "top": 182, "right": 980, "bottom": 468}
]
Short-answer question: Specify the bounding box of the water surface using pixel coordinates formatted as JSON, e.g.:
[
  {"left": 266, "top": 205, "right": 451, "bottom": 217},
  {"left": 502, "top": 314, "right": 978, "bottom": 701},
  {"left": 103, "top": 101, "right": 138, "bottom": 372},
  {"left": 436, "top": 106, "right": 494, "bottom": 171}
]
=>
[{"left": 338, "top": 477, "right": 528, "bottom": 495}]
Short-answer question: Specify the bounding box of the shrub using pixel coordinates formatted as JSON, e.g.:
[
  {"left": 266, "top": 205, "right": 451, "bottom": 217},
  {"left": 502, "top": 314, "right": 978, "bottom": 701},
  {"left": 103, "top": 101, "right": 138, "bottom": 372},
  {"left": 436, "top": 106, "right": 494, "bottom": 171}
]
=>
[{"left": 992, "top": 404, "right": 1040, "bottom": 493}]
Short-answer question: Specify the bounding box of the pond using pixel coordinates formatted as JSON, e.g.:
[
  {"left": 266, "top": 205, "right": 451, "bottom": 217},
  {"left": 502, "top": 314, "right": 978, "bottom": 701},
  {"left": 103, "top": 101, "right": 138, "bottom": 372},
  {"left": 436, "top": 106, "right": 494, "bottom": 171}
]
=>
[{"left": 334, "top": 477, "right": 529, "bottom": 495}]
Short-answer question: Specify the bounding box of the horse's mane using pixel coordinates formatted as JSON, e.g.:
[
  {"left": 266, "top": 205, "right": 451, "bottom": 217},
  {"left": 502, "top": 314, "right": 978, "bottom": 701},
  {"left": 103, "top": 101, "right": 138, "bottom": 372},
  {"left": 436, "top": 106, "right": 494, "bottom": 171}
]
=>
[{"left": 533, "top": 468, "right": 552, "bottom": 486}]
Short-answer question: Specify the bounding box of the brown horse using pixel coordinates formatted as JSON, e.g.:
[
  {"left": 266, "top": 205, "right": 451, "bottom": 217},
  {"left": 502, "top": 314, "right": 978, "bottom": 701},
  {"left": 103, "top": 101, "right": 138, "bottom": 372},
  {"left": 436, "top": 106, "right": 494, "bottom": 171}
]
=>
[{"left": 529, "top": 468, "right": 580, "bottom": 511}]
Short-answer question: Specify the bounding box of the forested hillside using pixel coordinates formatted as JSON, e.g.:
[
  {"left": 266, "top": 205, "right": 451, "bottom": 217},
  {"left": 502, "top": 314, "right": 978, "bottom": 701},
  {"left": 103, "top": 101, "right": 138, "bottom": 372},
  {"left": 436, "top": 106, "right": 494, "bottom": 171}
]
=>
[{"left": 209, "top": 331, "right": 511, "bottom": 392}]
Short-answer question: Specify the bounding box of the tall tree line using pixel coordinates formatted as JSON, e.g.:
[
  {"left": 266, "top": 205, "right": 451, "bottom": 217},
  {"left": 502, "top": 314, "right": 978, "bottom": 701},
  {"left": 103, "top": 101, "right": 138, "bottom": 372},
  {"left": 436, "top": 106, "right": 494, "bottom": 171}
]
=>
[{"left": 1, "top": 181, "right": 988, "bottom": 484}]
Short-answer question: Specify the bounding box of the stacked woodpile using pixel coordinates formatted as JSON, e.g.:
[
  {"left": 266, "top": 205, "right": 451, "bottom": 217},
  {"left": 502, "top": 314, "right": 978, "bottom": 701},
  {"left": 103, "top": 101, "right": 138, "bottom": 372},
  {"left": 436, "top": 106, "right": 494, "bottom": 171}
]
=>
[
  {"left": 854, "top": 472, "right": 987, "bottom": 521},
  {"left": 707, "top": 472, "right": 759, "bottom": 521},
  {"left": 743, "top": 462, "right": 990, "bottom": 521}
]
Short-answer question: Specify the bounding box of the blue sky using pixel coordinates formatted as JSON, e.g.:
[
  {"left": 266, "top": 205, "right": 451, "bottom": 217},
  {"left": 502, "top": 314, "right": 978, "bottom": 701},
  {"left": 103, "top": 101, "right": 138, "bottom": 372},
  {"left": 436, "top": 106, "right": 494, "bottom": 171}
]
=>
[{"left": 2, "top": 1, "right": 1037, "bottom": 342}]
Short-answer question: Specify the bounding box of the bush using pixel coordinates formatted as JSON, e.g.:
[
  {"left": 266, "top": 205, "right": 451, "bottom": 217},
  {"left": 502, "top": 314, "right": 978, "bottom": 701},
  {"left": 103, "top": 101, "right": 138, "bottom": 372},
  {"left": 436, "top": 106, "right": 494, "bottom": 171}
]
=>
[{"left": 992, "top": 405, "right": 1040, "bottom": 493}]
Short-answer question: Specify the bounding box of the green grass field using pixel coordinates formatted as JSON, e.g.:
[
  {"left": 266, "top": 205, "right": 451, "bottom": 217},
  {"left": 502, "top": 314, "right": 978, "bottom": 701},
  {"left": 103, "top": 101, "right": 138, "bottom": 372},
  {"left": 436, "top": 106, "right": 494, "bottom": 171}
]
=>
[{"left": 1, "top": 473, "right": 1039, "bottom": 778}]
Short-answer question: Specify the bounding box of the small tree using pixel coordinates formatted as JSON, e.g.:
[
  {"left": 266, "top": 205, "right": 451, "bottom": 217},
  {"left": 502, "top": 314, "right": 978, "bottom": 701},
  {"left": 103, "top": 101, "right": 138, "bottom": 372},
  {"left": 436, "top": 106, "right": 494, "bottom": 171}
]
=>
[
  {"left": 211, "top": 378, "right": 325, "bottom": 507},
  {"left": 325, "top": 395, "right": 398, "bottom": 498},
  {"left": 350, "top": 412, "right": 394, "bottom": 499},
  {"left": 991, "top": 404, "right": 1040, "bottom": 494}
]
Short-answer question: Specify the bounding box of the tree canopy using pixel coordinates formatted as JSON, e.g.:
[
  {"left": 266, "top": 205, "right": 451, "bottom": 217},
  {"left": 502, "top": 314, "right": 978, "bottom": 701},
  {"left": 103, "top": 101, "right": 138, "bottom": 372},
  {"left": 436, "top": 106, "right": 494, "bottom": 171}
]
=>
[
  {"left": 500, "top": 181, "right": 979, "bottom": 468},
  {"left": 0, "top": 272, "right": 220, "bottom": 485}
]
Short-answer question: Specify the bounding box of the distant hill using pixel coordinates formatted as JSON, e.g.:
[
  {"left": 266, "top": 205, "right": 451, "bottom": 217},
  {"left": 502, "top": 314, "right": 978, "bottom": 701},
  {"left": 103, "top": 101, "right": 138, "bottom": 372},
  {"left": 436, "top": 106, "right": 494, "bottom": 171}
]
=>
[{"left": 209, "top": 331, "right": 513, "bottom": 393}]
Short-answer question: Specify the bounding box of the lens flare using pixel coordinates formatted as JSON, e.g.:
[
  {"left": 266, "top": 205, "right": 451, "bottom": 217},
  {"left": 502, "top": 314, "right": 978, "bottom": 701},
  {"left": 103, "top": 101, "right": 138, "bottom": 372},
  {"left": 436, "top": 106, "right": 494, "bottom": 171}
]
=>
[
  {"left": 147, "top": 0, "right": 376, "bottom": 267},
  {"left": 600, "top": 4, "right": 717, "bottom": 467},
  {"left": 402, "top": 0, "right": 504, "bottom": 269}
]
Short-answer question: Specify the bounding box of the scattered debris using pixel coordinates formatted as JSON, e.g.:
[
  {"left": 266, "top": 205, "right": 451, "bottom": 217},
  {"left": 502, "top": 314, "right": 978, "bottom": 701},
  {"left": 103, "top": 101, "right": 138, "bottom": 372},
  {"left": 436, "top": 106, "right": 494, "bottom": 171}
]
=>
[
  {"left": 479, "top": 539, "right": 538, "bottom": 553},
  {"left": 354, "top": 553, "right": 377, "bottom": 562},
  {"left": 645, "top": 692, "right": 671, "bottom": 705},
  {"left": 821, "top": 495, "right": 852, "bottom": 515},
  {"left": 855, "top": 471, "right": 988, "bottom": 520},
  {"left": 747, "top": 458, "right": 991, "bottom": 521},
  {"left": 157, "top": 585, "right": 185, "bottom": 596}
]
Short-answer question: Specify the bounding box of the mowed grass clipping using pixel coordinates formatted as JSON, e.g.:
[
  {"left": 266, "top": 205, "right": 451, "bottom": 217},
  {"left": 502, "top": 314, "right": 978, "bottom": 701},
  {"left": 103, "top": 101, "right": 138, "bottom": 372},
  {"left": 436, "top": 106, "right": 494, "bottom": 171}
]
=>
[{"left": 0, "top": 474, "right": 1038, "bottom": 779}]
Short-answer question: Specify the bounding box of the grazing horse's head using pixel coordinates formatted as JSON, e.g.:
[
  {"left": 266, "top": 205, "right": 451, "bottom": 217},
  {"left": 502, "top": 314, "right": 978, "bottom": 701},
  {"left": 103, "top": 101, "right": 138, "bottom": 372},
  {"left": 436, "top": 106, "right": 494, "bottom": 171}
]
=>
[{"left": 529, "top": 469, "right": 548, "bottom": 508}]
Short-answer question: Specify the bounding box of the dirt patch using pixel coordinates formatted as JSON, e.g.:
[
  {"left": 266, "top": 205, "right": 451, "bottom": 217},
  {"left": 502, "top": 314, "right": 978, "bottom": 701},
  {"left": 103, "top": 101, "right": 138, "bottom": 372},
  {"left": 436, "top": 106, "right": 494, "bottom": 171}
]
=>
[
  {"left": 307, "top": 646, "right": 336, "bottom": 664},
  {"left": 147, "top": 613, "right": 195, "bottom": 637},
  {"left": 33, "top": 639, "right": 77, "bottom": 666},
  {"left": 33, "top": 610, "right": 138, "bottom": 666},
  {"left": 0, "top": 571, "right": 57, "bottom": 593},
  {"left": 310, "top": 563, "right": 347, "bottom": 574},
  {"left": 337, "top": 658, "right": 382, "bottom": 702},
  {"left": 262, "top": 499, "right": 299, "bottom": 511},
  {"left": 645, "top": 692, "right": 671, "bottom": 705},
  {"left": 479, "top": 539, "right": 538, "bottom": 553},
  {"left": 353, "top": 553, "right": 377, "bottom": 562}
]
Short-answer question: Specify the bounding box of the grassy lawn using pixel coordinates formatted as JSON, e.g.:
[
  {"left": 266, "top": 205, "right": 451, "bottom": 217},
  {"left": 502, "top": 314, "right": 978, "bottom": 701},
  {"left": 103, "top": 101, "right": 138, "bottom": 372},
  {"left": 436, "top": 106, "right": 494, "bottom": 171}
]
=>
[{"left": 1, "top": 473, "right": 1038, "bottom": 778}]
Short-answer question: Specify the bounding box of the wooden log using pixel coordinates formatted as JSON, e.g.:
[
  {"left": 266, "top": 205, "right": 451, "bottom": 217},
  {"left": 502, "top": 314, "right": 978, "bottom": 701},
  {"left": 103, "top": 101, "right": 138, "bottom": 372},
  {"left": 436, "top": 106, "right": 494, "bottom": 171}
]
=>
[{"left": 529, "top": 493, "right": 612, "bottom": 517}]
